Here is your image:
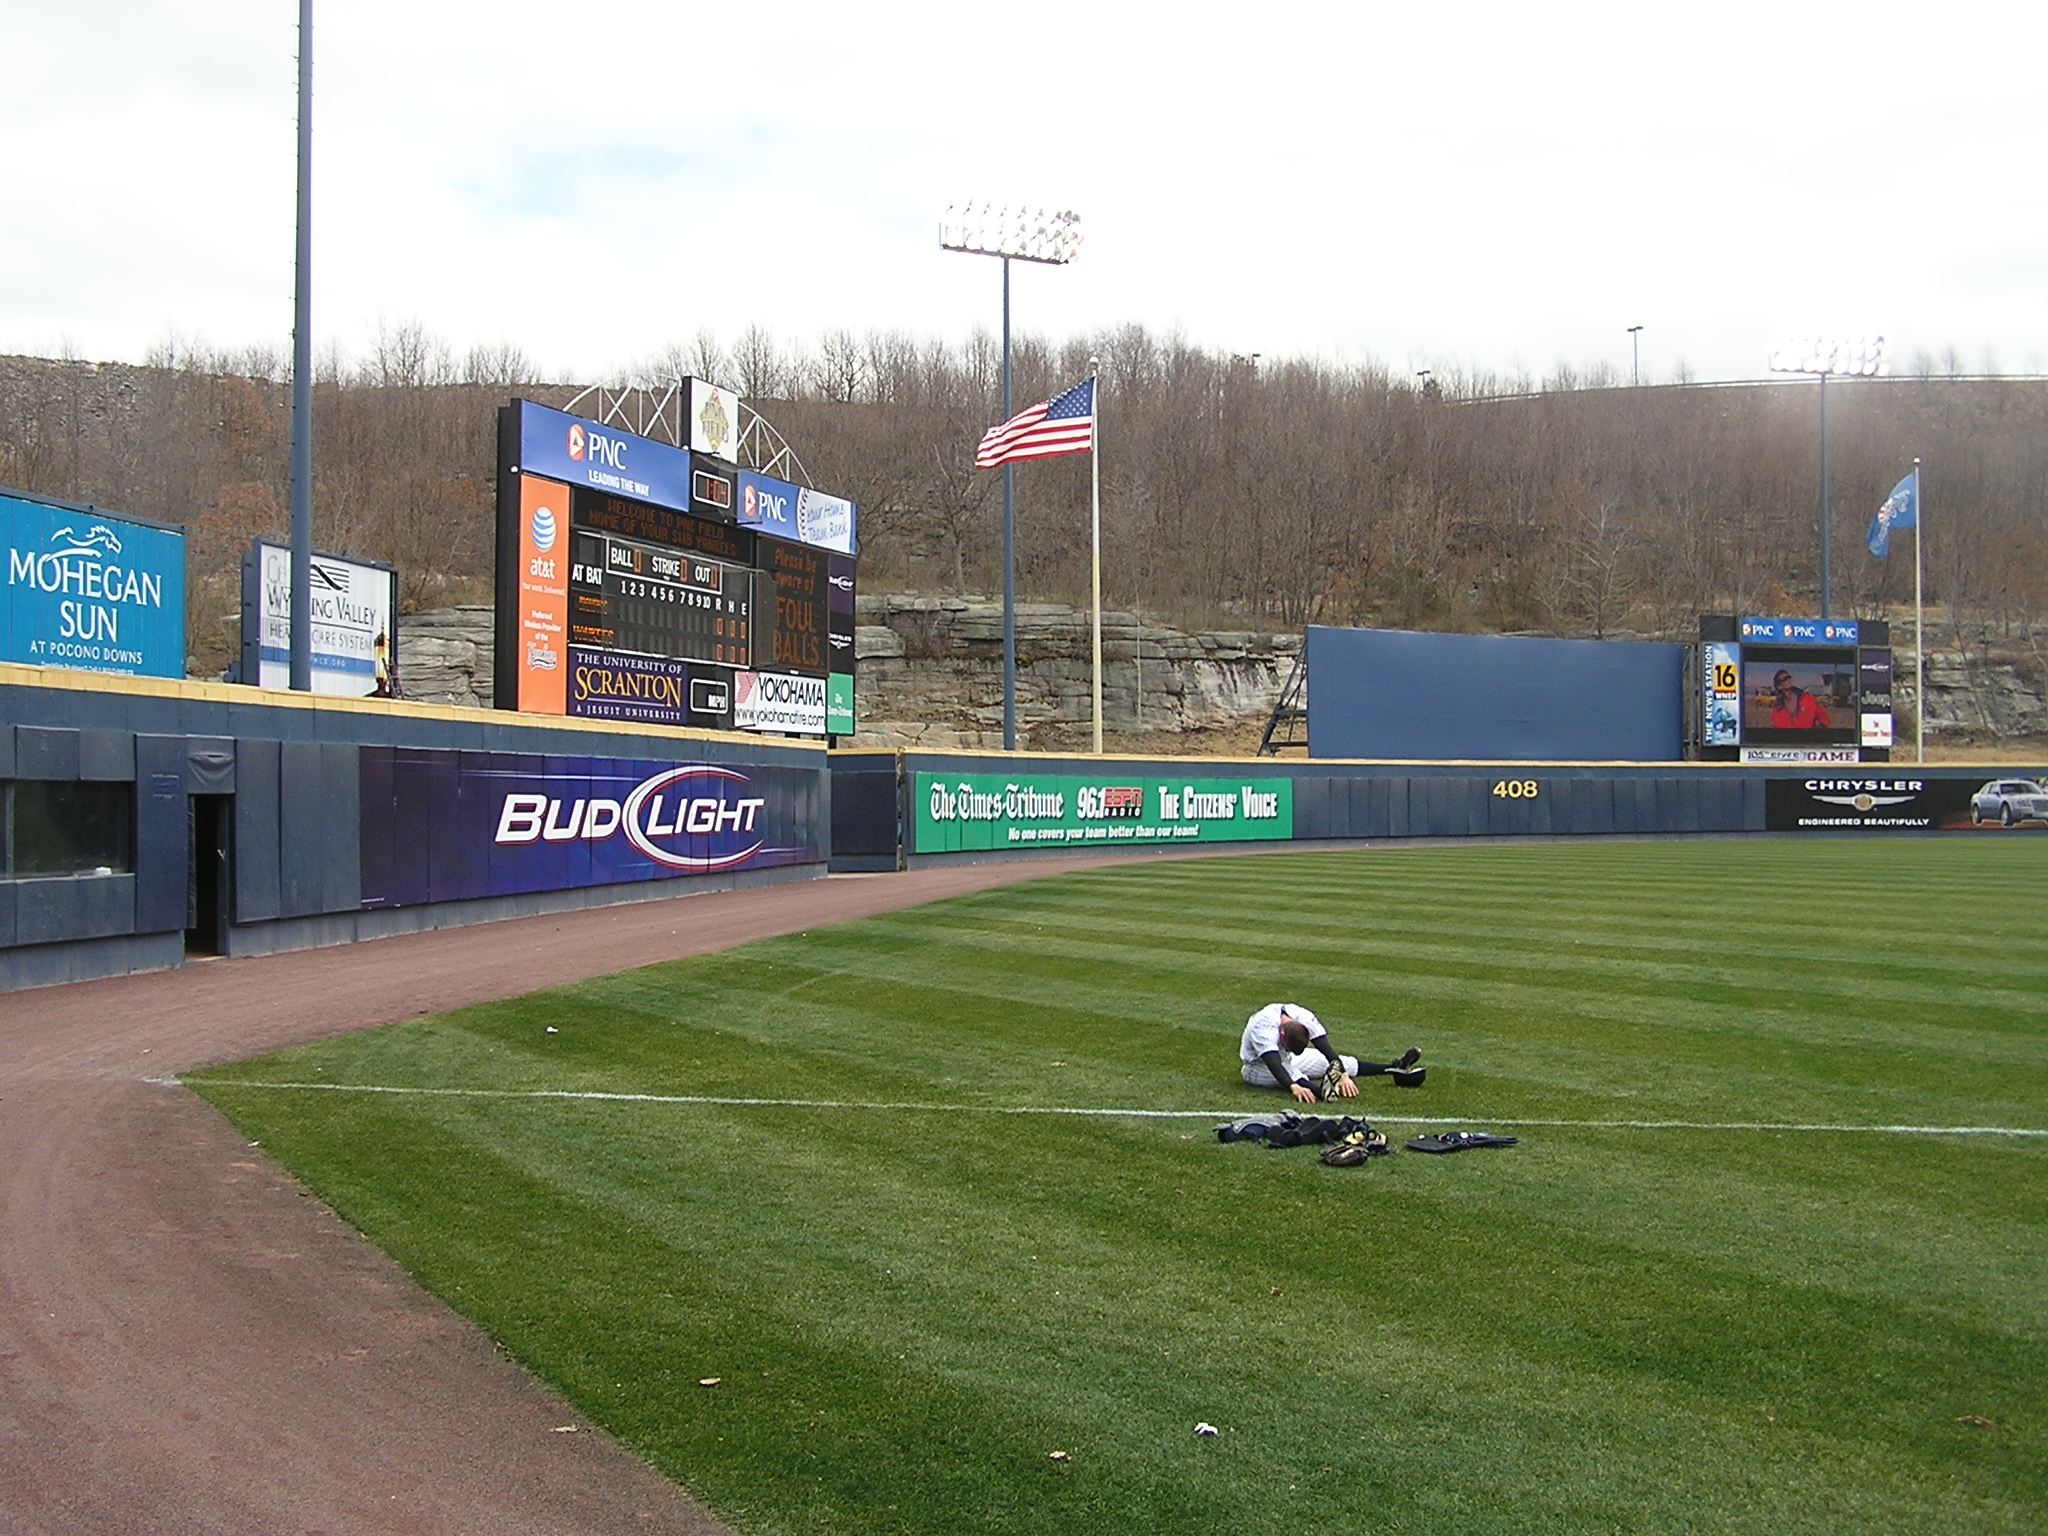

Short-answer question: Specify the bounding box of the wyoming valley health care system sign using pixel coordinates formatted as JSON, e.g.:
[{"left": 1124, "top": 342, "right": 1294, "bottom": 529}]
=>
[
  {"left": 359, "top": 747, "right": 824, "bottom": 909},
  {"left": 915, "top": 772, "right": 1293, "bottom": 852},
  {"left": 2, "top": 491, "right": 186, "bottom": 677}
]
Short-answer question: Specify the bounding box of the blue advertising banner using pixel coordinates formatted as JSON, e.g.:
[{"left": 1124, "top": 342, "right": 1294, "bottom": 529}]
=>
[
  {"left": 2, "top": 491, "right": 186, "bottom": 677},
  {"left": 516, "top": 400, "right": 698, "bottom": 515},
  {"left": 737, "top": 470, "right": 857, "bottom": 555},
  {"left": 359, "top": 746, "right": 824, "bottom": 908},
  {"left": 1703, "top": 640, "right": 1740, "bottom": 747},
  {"left": 566, "top": 646, "right": 690, "bottom": 727},
  {"left": 1740, "top": 617, "right": 1860, "bottom": 645}
]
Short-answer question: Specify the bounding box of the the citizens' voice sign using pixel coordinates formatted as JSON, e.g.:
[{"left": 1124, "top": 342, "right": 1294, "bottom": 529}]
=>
[{"left": 493, "top": 764, "right": 768, "bottom": 871}]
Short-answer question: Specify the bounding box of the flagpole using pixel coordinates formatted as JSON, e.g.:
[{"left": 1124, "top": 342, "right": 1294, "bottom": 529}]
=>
[
  {"left": 1914, "top": 456, "right": 1924, "bottom": 765},
  {"left": 1001, "top": 257, "right": 1016, "bottom": 752},
  {"left": 1088, "top": 359, "right": 1103, "bottom": 754}
]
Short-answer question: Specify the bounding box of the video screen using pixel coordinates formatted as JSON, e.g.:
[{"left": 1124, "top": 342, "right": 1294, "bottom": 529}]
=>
[{"left": 1741, "top": 645, "right": 1857, "bottom": 743}]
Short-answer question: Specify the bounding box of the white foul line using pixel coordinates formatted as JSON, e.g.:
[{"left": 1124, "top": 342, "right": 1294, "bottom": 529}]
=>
[{"left": 164, "top": 1079, "right": 2048, "bottom": 1140}]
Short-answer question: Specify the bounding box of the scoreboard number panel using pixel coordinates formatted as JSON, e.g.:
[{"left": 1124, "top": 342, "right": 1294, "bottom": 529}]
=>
[{"left": 569, "top": 528, "right": 753, "bottom": 668}]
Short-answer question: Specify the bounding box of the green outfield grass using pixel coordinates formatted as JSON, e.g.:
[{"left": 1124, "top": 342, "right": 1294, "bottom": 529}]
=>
[{"left": 188, "top": 840, "right": 2048, "bottom": 1535}]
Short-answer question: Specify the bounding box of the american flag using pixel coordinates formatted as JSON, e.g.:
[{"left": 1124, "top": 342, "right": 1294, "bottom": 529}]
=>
[{"left": 975, "top": 377, "right": 1095, "bottom": 469}]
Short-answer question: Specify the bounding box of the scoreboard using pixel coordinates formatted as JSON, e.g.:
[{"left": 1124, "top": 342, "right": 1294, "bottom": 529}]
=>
[
  {"left": 495, "top": 396, "right": 855, "bottom": 737},
  {"left": 568, "top": 527, "right": 754, "bottom": 669},
  {"left": 1696, "top": 615, "right": 1889, "bottom": 763}
]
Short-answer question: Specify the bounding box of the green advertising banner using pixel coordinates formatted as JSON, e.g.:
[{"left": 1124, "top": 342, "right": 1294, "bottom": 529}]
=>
[{"left": 914, "top": 771, "right": 1294, "bottom": 853}]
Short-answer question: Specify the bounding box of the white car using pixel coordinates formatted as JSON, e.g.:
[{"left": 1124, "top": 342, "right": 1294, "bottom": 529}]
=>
[{"left": 1971, "top": 779, "right": 2048, "bottom": 826}]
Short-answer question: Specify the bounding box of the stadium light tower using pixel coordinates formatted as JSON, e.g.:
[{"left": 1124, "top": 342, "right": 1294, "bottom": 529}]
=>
[
  {"left": 1627, "top": 325, "right": 1643, "bottom": 387},
  {"left": 1768, "top": 335, "right": 1890, "bottom": 620},
  {"left": 941, "top": 203, "right": 1082, "bottom": 750},
  {"left": 288, "top": 0, "right": 314, "bottom": 690}
]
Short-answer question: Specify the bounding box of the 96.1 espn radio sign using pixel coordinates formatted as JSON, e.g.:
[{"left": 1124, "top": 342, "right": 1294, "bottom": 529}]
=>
[{"left": 914, "top": 772, "right": 1292, "bottom": 852}]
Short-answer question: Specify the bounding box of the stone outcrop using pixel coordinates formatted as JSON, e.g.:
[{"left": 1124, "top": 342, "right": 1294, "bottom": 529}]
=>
[
  {"left": 394, "top": 607, "right": 494, "bottom": 710},
  {"left": 394, "top": 601, "right": 2048, "bottom": 749},
  {"left": 850, "top": 594, "right": 1296, "bottom": 750},
  {"left": 391, "top": 599, "right": 1298, "bottom": 747},
  {"left": 1897, "top": 648, "right": 2048, "bottom": 741}
]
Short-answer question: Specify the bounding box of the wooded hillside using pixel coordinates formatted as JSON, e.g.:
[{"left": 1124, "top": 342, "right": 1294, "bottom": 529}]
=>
[{"left": 3, "top": 329, "right": 2044, "bottom": 681}]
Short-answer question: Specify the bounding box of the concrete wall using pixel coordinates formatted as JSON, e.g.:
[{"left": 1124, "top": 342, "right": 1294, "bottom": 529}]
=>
[
  {"left": 833, "top": 748, "right": 2041, "bottom": 867},
  {"left": 0, "top": 663, "right": 829, "bottom": 990}
]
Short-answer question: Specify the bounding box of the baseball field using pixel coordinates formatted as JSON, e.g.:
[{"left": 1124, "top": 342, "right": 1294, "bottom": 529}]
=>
[{"left": 186, "top": 839, "right": 2047, "bottom": 1536}]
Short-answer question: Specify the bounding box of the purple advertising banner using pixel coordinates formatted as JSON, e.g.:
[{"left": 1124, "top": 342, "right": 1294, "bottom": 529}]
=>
[{"left": 360, "top": 746, "right": 823, "bottom": 908}]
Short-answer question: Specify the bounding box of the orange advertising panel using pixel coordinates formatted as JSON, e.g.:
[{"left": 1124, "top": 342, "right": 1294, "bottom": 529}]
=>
[{"left": 516, "top": 474, "right": 570, "bottom": 713}]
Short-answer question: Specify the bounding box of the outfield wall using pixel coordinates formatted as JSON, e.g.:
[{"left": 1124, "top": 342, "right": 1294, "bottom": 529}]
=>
[
  {"left": 1305, "top": 625, "right": 1686, "bottom": 761},
  {"left": 828, "top": 749, "right": 2045, "bottom": 868},
  {"left": 0, "top": 665, "right": 829, "bottom": 991}
]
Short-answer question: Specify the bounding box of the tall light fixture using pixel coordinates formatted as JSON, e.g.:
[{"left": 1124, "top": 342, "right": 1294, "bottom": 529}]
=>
[
  {"left": 287, "top": 0, "right": 314, "bottom": 690},
  {"left": 941, "top": 203, "right": 1082, "bottom": 750},
  {"left": 1627, "top": 325, "right": 1643, "bottom": 386},
  {"left": 1767, "top": 335, "right": 1889, "bottom": 619}
]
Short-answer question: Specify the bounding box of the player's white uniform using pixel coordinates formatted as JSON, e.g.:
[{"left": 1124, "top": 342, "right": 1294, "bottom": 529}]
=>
[{"left": 1239, "top": 1002, "right": 1359, "bottom": 1089}]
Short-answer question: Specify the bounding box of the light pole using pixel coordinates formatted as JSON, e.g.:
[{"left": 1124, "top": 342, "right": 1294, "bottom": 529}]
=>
[
  {"left": 1768, "top": 335, "right": 1889, "bottom": 620},
  {"left": 288, "top": 0, "right": 314, "bottom": 690},
  {"left": 941, "top": 203, "right": 1082, "bottom": 750},
  {"left": 1627, "top": 325, "right": 1643, "bottom": 387}
]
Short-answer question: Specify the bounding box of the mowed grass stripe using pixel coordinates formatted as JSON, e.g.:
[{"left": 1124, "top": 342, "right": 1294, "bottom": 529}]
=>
[{"left": 190, "top": 839, "right": 2048, "bottom": 1536}]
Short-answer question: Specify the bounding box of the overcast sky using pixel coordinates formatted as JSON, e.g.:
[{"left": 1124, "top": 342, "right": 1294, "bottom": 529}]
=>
[{"left": 3, "top": 1, "right": 2044, "bottom": 386}]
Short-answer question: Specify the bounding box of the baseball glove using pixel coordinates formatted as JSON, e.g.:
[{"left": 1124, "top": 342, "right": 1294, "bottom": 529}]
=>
[
  {"left": 1319, "top": 1127, "right": 1389, "bottom": 1165},
  {"left": 1316, "top": 1064, "right": 1353, "bottom": 1101}
]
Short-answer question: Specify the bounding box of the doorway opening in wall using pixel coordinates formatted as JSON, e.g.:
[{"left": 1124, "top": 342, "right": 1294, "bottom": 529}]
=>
[{"left": 186, "top": 795, "right": 231, "bottom": 956}]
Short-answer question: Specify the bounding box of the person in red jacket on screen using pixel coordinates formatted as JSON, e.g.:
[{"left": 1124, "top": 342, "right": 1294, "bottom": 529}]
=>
[{"left": 1769, "top": 669, "right": 1831, "bottom": 730}]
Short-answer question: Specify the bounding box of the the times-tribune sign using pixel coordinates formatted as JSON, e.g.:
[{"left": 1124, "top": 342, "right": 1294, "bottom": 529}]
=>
[
  {"left": 915, "top": 772, "right": 1293, "bottom": 853},
  {"left": 2, "top": 491, "right": 186, "bottom": 678},
  {"left": 734, "top": 669, "right": 826, "bottom": 734}
]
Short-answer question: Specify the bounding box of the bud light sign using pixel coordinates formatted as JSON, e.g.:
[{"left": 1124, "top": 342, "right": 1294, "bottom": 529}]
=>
[{"left": 359, "top": 746, "right": 824, "bottom": 908}]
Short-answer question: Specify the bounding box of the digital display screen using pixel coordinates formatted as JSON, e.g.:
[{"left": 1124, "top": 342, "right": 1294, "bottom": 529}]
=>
[
  {"left": 755, "top": 535, "right": 828, "bottom": 675},
  {"left": 1741, "top": 644, "right": 1858, "bottom": 744},
  {"left": 569, "top": 527, "right": 752, "bottom": 668},
  {"left": 571, "top": 486, "right": 753, "bottom": 564}
]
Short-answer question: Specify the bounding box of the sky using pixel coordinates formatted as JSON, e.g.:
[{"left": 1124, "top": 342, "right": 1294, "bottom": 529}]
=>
[{"left": 3, "top": 1, "right": 2045, "bottom": 386}]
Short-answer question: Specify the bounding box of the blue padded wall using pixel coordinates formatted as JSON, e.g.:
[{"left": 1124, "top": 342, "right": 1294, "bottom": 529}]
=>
[{"left": 1306, "top": 626, "right": 1685, "bottom": 761}]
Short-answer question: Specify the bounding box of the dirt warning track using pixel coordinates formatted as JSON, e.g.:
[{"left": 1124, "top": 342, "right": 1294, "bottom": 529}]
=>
[{"left": 0, "top": 860, "right": 1118, "bottom": 1536}]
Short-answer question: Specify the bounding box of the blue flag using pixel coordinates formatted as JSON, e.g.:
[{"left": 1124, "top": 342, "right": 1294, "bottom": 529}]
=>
[{"left": 1868, "top": 472, "right": 1917, "bottom": 558}]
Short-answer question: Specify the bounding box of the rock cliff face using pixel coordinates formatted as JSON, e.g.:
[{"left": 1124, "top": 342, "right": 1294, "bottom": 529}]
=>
[
  {"left": 393, "top": 606, "right": 494, "bottom": 710},
  {"left": 1898, "top": 649, "right": 2047, "bottom": 741},
  {"left": 389, "top": 598, "right": 1297, "bottom": 747},
  {"left": 850, "top": 594, "right": 1297, "bottom": 750},
  {"left": 390, "top": 603, "right": 2048, "bottom": 749}
]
